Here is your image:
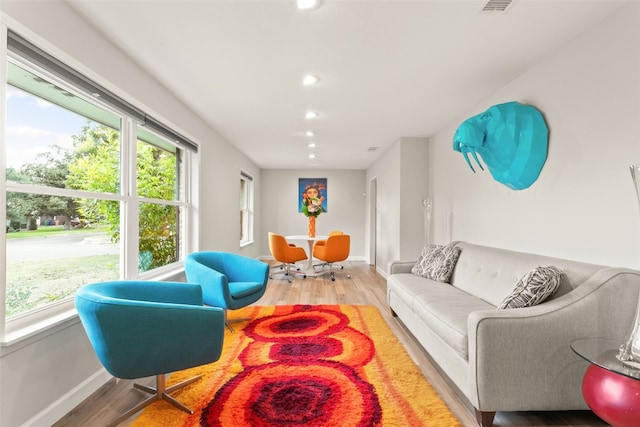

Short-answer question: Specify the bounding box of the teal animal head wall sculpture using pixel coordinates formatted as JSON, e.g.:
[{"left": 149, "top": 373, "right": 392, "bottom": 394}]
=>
[{"left": 452, "top": 101, "right": 549, "bottom": 190}]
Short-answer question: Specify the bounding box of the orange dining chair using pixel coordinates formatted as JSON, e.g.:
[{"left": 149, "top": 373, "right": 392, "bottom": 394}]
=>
[
  {"left": 313, "top": 230, "right": 343, "bottom": 249},
  {"left": 313, "top": 234, "right": 351, "bottom": 281},
  {"left": 268, "top": 232, "right": 308, "bottom": 282},
  {"left": 313, "top": 230, "right": 345, "bottom": 270}
]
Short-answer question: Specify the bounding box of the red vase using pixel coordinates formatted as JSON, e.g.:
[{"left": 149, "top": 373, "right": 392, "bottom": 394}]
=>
[{"left": 308, "top": 216, "right": 316, "bottom": 237}]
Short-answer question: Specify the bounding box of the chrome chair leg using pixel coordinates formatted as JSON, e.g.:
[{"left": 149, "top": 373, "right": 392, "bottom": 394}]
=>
[
  {"left": 107, "top": 373, "right": 201, "bottom": 426},
  {"left": 269, "top": 262, "right": 306, "bottom": 282},
  {"left": 313, "top": 262, "right": 350, "bottom": 281},
  {"left": 222, "top": 308, "right": 254, "bottom": 333}
]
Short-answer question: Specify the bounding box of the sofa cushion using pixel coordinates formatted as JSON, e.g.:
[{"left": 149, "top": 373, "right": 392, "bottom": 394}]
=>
[
  {"left": 411, "top": 244, "right": 461, "bottom": 283},
  {"left": 387, "top": 273, "right": 439, "bottom": 312},
  {"left": 413, "top": 287, "right": 494, "bottom": 359},
  {"left": 497, "top": 266, "right": 563, "bottom": 310},
  {"left": 449, "top": 242, "right": 598, "bottom": 306}
]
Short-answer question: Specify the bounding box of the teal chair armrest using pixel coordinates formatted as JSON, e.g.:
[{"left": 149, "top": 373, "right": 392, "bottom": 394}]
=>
[
  {"left": 184, "top": 255, "right": 231, "bottom": 307},
  {"left": 222, "top": 253, "right": 269, "bottom": 284},
  {"left": 83, "top": 280, "right": 204, "bottom": 306},
  {"left": 184, "top": 251, "right": 268, "bottom": 312}
]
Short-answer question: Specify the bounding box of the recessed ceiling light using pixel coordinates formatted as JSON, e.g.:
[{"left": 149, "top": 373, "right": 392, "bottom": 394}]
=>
[
  {"left": 308, "top": 153, "right": 316, "bottom": 159},
  {"left": 307, "top": 142, "right": 316, "bottom": 148},
  {"left": 302, "top": 74, "right": 320, "bottom": 86},
  {"left": 305, "top": 111, "right": 319, "bottom": 119},
  {"left": 297, "top": 0, "right": 319, "bottom": 10},
  {"left": 305, "top": 130, "right": 315, "bottom": 137}
]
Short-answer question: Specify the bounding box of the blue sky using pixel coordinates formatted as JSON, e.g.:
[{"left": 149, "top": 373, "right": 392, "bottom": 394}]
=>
[{"left": 5, "top": 85, "right": 85, "bottom": 169}]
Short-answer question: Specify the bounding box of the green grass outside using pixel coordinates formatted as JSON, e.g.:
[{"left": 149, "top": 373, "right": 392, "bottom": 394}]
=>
[
  {"left": 5, "top": 223, "right": 118, "bottom": 317},
  {"left": 5, "top": 224, "right": 110, "bottom": 239},
  {"left": 6, "top": 254, "right": 119, "bottom": 317}
]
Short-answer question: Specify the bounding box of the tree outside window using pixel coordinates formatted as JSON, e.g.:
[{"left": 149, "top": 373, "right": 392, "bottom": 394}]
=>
[{"left": 3, "top": 59, "right": 189, "bottom": 320}]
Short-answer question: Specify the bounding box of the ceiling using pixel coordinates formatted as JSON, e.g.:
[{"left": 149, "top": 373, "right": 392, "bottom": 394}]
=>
[{"left": 66, "top": 0, "right": 627, "bottom": 170}]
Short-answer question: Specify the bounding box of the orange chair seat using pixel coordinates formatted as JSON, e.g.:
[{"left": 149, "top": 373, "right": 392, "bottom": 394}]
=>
[
  {"left": 268, "top": 232, "right": 307, "bottom": 282},
  {"left": 313, "top": 234, "right": 350, "bottom": 281}
]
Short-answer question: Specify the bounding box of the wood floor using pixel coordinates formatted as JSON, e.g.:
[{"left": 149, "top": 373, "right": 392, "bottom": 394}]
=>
[{"left": 54, "top": 261, "right": 606, "bottom": 427}]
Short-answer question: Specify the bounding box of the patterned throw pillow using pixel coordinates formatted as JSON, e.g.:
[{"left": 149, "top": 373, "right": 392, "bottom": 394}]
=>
[
  {"left": 411, "top": 244, "right": 461, "bottom": 283},
  {"left": 497, "top": 266, "right": 563, "bottom": 310}
]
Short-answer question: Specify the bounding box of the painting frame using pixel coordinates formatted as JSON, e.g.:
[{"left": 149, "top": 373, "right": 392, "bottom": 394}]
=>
[{"left": 298, "top": 178, "right": 328, "bottom": 213}]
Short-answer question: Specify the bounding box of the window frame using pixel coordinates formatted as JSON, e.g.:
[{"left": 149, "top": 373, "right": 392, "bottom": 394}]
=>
[
  {"left": 0, "top": 28, "right": 198, "bottom": 345},
  {"left": 240, "top": 170, "right": 254, "bottom": 247}
]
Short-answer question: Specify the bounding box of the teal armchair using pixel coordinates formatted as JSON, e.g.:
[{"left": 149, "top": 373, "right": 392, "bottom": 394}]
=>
[
  {"left": 75, "top": 280, "right": 225, "bottom": 426},
  {"left": 184, "top": 251, "right": 269, "bottom": 330}
]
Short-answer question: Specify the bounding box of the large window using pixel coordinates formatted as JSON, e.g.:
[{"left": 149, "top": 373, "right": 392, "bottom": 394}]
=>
[
  {"left": 136, "top": 129, "right": 184, "bottom": 273},
  {"left": 2, "top": 32, "right": 197, "bottom": 337},
  {"left": 240, "top": 171, "right": 254, "bottom": 246}
]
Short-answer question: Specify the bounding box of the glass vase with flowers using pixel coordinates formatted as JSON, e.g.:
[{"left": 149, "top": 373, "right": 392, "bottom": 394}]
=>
[{"left": 301, "top": 184, "right": 324, "bottom": 237}]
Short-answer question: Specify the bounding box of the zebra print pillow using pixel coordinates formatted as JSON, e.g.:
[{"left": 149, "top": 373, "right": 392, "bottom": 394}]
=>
[
  {"left": 411, "top": 243, "right": 461, "bottom": 283},
  {"left": 497, "top": 266, "right": 563, "bottom": 310}
]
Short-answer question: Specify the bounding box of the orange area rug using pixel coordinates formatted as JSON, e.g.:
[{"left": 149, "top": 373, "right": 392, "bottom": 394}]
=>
[{"left": 132, "top": 304, "right": 461, "bottom": 426}]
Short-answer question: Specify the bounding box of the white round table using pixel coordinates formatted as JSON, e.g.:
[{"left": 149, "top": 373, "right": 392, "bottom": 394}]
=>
[{"left": 285, "top": 235, "right": 328, "bottom": 272}]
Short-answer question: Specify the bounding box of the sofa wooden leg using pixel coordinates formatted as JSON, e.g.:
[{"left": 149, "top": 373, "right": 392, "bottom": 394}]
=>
[
  {"left": 474, "top": 409, "right": 495, "bottom": 427},
  {"left": 390, "top": 307, "right": 398, "bottom": 317}
]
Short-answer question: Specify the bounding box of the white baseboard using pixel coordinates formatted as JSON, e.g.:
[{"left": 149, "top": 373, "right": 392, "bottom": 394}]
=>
[{"left": 21, "top": 368, "right": 112, "bottom": 427}]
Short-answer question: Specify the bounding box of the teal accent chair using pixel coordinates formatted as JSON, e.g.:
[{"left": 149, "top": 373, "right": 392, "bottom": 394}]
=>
[
  {"left": 75, "top": 280, "right": 225, "bottom": 426},
  {"left": 184, "top": 251, "right": 269, "bottom": 331}
]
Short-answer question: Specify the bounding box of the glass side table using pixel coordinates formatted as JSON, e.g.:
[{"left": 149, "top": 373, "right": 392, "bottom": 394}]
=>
[{"left": 571, "top": 338, "right": 640, "bottom": 427}]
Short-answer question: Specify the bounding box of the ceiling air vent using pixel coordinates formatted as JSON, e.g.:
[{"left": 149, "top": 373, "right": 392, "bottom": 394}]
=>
[{"left": 481, "top": 0, "right": 513, "bottom": 12}]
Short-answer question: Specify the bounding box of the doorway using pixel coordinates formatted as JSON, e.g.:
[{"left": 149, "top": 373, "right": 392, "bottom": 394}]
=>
[{"left": 368, "top": 177, "right": 377, "bottom": 268}]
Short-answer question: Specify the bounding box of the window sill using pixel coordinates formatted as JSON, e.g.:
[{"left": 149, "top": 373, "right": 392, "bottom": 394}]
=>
[
  {"left": 0, "top": 307, "right": 79, "bottom": 356},
  {"left": 240, "top": 240, "right": 254, "bottom": 248},
  {"left": 1, "top": 264, "right": 186, "bottom": 355}
]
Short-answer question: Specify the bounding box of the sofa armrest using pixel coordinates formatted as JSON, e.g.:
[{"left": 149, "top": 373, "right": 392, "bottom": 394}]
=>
[
  {"left": 466, "top": 268, "right": 640, "bottom": 412},
  {"left": 388, "top": 260, "right": 416, "bottom": 275}
]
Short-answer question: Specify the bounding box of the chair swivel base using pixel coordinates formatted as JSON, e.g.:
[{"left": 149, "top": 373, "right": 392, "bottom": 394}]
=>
[
  {"left": 313, "top": 264, "right": 350, "bottom": 281},
  {"left": 225, "top": 317, "right": 252, "bottom": 333},
  {"left": 269, "top": 272, "right": 307, "bottom": 283},
  {"left": 313, "top": 262, "right": 345, "bottom": 271},
  {"left": 325, "top": 271, "right": 351, "bottom": 281},
  {"left": 223, "top": 308, "right": 260, "bottom": 333},
  {"left": 107, "top": 373, "right": 200, "bottom": 426},
  {"left": 269, "top": 264, "right": 307, "bottom": 283}
]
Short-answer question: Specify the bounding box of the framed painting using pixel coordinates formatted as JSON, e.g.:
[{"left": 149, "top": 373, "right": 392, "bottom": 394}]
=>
[{"left": 298, "top": 178, "right": 327, "bottom": 213}]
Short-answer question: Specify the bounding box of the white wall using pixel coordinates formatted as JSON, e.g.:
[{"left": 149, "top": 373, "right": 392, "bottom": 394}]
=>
[
  {"left": 0, "top": 319, "right": 110, "bottom": 427},
  {"left": 260, "top": 169, "right": 366, "bottom": 258},
  {"left": 197, "top": 141, "right": 262, "bottom": 257},
  {"left": 399, "top": 138, "right": 430, "bottom": 260},
  {"left": 429, "top": 2, "right": 640, "bottom": 268},
  {"left": 366, "top": 142, "right": 401, "bottom": 270},
  {"left": 0, "top": 2, "right": 262, "bottom": 426},
  {"left": 365, "top": 137, "right": 429, "bottom": 272},
  {"left": 257, "top": 169, "right": 367, "bottom": 259},
  {"left": 365, "top": 4, "right": 640, "bottom": 274}
]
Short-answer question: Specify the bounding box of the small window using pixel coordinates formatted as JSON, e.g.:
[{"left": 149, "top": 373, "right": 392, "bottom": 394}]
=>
[{"left": 240, "top": 172, "right": 253, "bottom": 245}]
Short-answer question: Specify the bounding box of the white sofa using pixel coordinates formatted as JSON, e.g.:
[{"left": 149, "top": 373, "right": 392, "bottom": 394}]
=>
[{"left": 387, "top": 241, "right": 640, "bottom": 427}]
